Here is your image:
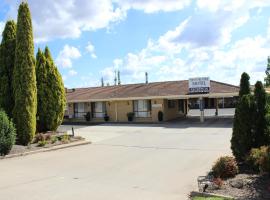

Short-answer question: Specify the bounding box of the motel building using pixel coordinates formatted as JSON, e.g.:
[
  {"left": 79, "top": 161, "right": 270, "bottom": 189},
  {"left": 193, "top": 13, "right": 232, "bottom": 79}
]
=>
[{"left": 64, "top": 77, "right": 239, "bottom": 123}]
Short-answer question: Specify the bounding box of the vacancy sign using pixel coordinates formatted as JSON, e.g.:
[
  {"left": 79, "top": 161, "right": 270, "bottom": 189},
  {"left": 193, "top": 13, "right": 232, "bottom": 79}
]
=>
[{"left": 189, "top": 77, "right": 210, "bottom": 93}]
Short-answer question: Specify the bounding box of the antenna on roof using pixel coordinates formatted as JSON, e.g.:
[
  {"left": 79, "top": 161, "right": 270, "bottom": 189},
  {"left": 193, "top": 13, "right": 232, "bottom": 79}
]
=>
[
  {"left": 118, "top": 70, "right": 121, "bottom": 85},
  {"left": 101, "top": 77, "right": 104, "bottom": 87},
  {"left": 145, "top": 72, "right": 148, "bottom": 84},
  {"left": 114, "top": 70, "right": 117, "bottom": 86}
]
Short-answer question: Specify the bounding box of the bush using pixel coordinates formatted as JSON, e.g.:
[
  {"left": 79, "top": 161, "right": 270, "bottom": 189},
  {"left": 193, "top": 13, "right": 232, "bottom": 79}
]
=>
[
  {"left": 158, "top": 111, "right": 163, "bottom": 121},
  {"left": 104, "top": 113, "right": 109, "bottom": 122},
  {"left": 85, "top": 112, "right": 91, "bottom": 121},
  {"left": 212, "top": 156, "right": 238, "bottom": 179},
  {"left": 33, "top": 133, "right": 51, "bottom": 143},
  {"left": 247, "top": 146, "right": 270, "bottom": 173},
  {"left": 127, "top": 112, "right": 134, "bottom": 122},
  {"left": 0, "top": 110, "right": 16, "bottom": 155}
]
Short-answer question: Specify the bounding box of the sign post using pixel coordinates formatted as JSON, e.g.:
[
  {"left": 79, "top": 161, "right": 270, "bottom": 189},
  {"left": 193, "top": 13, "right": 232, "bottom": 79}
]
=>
[
  {"left": 188, "top": 77, "right": 210, "bottom": 123},
  {"left": 199, "top": 97, "right": 204, "bottom": 123}
]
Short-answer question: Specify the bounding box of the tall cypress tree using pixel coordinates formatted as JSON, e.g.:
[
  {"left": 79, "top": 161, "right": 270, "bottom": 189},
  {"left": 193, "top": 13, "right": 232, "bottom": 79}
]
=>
[
  {"left": 231, "top": 72, "right": 253, "bottom": 161},
  {"left": 253, "top": 81, "right": 268, "bottom": 146},
  {"left": 13, "top": 2, "right": 37, "bottom": 145},
  {"left": 36, "top": 47, "right": 66, "bottom": 132},
  {"left": 36, "top": 48, "right": 48, "bottom": 132},
  {"left": 264, "top": 57, "right": 270, "bottom": 87},
  {"left": 239, "top": 72, "right": 250, "bottom": 97},
  {"left": 0, "top": 21, "right": 16, "bottom": 117}
]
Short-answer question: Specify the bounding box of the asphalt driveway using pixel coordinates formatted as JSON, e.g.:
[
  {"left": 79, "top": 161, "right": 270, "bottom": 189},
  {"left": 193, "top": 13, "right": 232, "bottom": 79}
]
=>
[{"left": 0, "top": 118, "right": 233, "bottom": 200}]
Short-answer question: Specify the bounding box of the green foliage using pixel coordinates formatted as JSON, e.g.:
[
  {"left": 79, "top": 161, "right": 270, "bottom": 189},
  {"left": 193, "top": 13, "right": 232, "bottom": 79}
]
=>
[
  {"left": 247, "top": 146, "right": 270, "bottom": 173},
  {"left": 212, "top": 156, "right": 238, "bottom": 179},
  {"left": 265, "top": 56, "right": 270, "bottom": 87},
  {"left": 85, "top": 112, "right": 91, "bottom": 121},
  {"left": 127, "top": 112, "right": 134, "bottom": 121},
  {"left": 0, "top": 20, "right": 16, "bottom": 117},
  {"left": 231, "top": 94, "right": 255, "bottom": 161},
  {"left": 0, "top": 110, "right": 16, "bottom": 155},
  {"left": 158, "top": 111, "right": 163, "bottom": 121},
  {"left": 253, "top": 81, "right": 269, "bottom": 147},
  {"left": 239, "top": 72, "right": 250, "bottom": 97},
  {"left": 13, "top": 2, "right": 37, "bottom": 145},
  {"left": 37, "top": 140, "right": 47, "bottom": 147},
  {"left": 36, "top": 47, "right": 66, "bottom": 132}
]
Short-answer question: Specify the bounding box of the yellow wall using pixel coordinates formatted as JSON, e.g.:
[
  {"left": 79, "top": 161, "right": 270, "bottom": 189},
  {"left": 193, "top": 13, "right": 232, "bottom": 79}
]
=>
[{"left": 66, "top": 98, "right": 186, "bottom": 122}]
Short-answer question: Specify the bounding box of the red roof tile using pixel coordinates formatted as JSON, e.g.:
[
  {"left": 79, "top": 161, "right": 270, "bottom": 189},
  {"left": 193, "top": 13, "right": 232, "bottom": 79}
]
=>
[{"left": 66, "top": 80, "right": 239, "bottom": 102}]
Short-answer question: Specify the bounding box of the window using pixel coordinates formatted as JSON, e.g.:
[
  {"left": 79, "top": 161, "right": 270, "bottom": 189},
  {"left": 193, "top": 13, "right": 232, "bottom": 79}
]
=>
[
  {"left": 91, "top": 102, "right": 106, "bottom": 118},
  {"left": 74, "top": 103, "right": 86, "bottom": 118},
  {"left": 133, "top": 100, "right": 151, "bottom": 118},
  {"left": 168, "top": 100, "right": 176, "bottom": 108},
  {"left": 178, "top": 99, "right": 184, "bottom": 113}
]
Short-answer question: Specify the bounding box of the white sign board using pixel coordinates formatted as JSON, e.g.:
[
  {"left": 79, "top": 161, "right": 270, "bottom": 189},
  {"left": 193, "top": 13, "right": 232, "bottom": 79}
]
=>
[
  {"left": 189, "top": 77, "right": 210, "bottom": 93},
  {"left": 152, "top": 104, "right": 162, "bottom": 108}
]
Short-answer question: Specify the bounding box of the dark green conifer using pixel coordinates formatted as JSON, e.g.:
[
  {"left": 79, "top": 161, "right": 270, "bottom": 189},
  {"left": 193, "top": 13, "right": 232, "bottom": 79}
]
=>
[
  {"left": 0, "top": 20, "right": 16, "bottom": 117},
  {"left": 36, "top": 47, "right": 66, "bottom": 132},
  {"left": 13, "top": 2, "right": 37, "bottom": 145}
]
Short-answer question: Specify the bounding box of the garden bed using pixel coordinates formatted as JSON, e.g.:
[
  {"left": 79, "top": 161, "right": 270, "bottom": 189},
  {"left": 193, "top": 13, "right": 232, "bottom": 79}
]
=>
[
  {"left": 206, "top": 173, "right": 270, "bottom": 200},
  {"left": 1, "top": 132, "right": 87, "bottom": 158}
]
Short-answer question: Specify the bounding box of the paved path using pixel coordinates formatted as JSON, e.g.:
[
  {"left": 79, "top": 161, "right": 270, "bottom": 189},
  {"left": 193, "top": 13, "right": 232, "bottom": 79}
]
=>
[{"left": 0, "top": 118, "right": 233, "bottom": 200}]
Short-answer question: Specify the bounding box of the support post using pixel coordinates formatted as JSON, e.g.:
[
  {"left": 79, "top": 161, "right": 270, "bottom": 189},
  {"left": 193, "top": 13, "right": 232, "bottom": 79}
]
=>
[
  {"left": 215, "top": 98, "right": 219, "bottom": 116},
  {"left": 115, "top": 102, "right": 118, "bottom": 122},
  {"left": 199, "top": 97, "right": 204, "bottom": 123}
]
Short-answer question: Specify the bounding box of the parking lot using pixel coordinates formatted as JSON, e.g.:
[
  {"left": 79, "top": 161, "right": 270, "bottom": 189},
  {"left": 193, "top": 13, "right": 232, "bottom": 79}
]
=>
[{"left": 0, "top": 118, "right": 233, "bottom": 200}]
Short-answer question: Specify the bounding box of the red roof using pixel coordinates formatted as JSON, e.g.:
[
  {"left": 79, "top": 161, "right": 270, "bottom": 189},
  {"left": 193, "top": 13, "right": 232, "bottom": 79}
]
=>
[{"left": 66, "top": 80, "right": 239, "bottom": 102}]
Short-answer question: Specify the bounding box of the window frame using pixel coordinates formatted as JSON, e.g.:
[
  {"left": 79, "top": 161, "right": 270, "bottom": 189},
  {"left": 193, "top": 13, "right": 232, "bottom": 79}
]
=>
[{"left": 133, "top": 100, "right": 152, "bottom": 118}]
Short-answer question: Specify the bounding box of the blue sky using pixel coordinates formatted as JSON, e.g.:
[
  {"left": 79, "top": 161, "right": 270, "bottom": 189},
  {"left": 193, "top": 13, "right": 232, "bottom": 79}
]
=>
[{"left": 1, "top": 0, "right": 270, "bottom": 88}]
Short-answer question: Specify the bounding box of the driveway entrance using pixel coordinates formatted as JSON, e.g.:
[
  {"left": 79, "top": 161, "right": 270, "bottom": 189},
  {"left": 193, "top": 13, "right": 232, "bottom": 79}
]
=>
[{"left": 0, "top": 118, "right": 233, "bottom": 200}]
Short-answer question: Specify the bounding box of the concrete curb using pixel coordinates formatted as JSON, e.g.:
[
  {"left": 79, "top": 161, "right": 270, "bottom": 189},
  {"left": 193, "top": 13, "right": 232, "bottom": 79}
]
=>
[
  {"left": 190, "top": 191, "right": 234, "bottom": 199},
  {"left": 0, "top": 140, "right": 91, "bottom": 160}
]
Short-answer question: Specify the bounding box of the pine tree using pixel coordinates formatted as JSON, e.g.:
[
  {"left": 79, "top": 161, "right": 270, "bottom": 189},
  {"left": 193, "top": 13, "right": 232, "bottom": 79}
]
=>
[
  {"left": 36, "top": 47, "right": 66, "bottom": 132},
  {"left": 239, "top": 72, "right": 250, "bottom": 97},
  {"left": 0, "top": 21, "right": 16, "bottom": 118},
  {"left": 253, "top": 81, "right": 268, "bottom": 146},
  {"left": 36, "top": 48, "right": 48, "bottom": 132},
  {"left": 265, "top": 56, "right": 270, "bottom": 87},
  {"left": 231, "top": 72, "right": 253, "bottom": 161},
  {"left": 13, "top": 2, "right": 37, "bottom": 145},
  {"left": 231, "top": 94, "right": 255, "bottom": 161}
]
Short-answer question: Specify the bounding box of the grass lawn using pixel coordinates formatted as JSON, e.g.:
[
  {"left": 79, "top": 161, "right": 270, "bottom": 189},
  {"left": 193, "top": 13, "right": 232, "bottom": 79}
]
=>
[{"left": 192, "top": 197, "right": 233, "bottom": 200}]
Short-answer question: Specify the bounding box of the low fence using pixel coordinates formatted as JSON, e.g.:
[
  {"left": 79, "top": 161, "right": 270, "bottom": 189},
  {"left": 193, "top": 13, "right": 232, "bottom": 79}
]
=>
[{"left": 188, "top": 108, "right": 235, "bottom": 117}]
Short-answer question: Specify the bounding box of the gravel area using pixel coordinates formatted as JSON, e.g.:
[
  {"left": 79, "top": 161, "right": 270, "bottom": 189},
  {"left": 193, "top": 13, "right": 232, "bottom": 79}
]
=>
[{"left": 207, "top": 174, "right": 270, "bottom": 200}]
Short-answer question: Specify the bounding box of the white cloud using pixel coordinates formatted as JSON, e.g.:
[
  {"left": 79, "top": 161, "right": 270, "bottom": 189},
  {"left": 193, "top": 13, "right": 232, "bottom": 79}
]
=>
[
  {"left": 5, "top": 0, "right": 126, "bottom": 42},
  {"left": 68, "top": 70, "right": 78, "bottom": 76},
  {"left": 196, "top": 0, "right": 270, "bottom": 12},
  {"left": 115, "top": 0, "right": 191, "bottom": 13},
  {"left": 86, "top": 42, "right": 97, "bottom": 59},
  {"left": 4, "top": 0, "right": 191, "bottom": 42},
  {"left": 56, "top": 45, "right": 81, "bottom": 68},
  {"left": 0, "top": 21, "right": 5, "bottom": 41}
]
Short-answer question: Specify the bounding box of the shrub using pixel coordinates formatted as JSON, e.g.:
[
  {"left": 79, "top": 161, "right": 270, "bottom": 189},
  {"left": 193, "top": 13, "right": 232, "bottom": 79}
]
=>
[
  {"left": 158, "top": 111, "right": 163, "bottom": 121},
  {"left": 247, "top": 146, "right": 270, "bottom": 173},
  {"left": 85, "top": 112, "right": 91, "bottom": 121},
  {"left": 127, "top": 112, "right": 134, "bottom": 122},
  {"left": 37, "top": 140, "right": 47, "bottom": 147},
  {"left": 33, "top": 133, "right": 51, "bottom": 143},
  {"left": 104, "top": 113, "right": 109, "bottom": 122},
  {"left": 212, "top": 156, "right": 238, "bottom": 179},
  {"left": 0, "top": 110, "right": 16, "bottom": 155},
  {"left": 213, "top": 177, "right": 223, "bottom": 189}
]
